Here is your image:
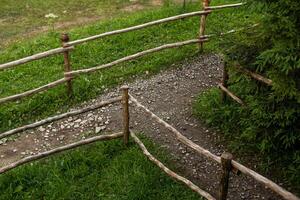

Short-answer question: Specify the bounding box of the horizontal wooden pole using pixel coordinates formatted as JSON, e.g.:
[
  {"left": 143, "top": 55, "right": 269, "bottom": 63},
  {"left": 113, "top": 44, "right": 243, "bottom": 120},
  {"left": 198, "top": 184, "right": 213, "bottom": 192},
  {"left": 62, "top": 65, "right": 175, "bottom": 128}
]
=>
[
  {"left": 67, "top": 10, "right": 211, "bottom": 46},
  {"left": 217, "top": 83, "right": 245, "bottom": 105},
  {"left": 0, "top": 132, "right": 123, "bottom": 174},
  {"left": 129, "top": 94, "right": 221, "bottom": 164},
  {"left": 206, "top": 3, "right": 244, "bottom": 10},
  {"left": 0, "top": 46, "right": 74, "bottom": 71},
  {"left": 205, "top": 23, "right": 259, "bottom": 38},
  {"left": 232, "top": 161, "right": 300, "bottom": 200},
  {"left": 234, "top": 65, "right": 273, "bottom": 86},
  {"left": 66, "top": 38, "right": 208, "bottom": 76},
  {"left": 0, "top": 78, "right": 69, "bottom": 104},
  {"left": 0, "top": 96, "right": 122, "bottom": 140},
  {"left": 129, "top": 94, "right": 300, "bottom": 200},
  {"left": 131, "top": 132, "right": 216, "bottom": 200}
]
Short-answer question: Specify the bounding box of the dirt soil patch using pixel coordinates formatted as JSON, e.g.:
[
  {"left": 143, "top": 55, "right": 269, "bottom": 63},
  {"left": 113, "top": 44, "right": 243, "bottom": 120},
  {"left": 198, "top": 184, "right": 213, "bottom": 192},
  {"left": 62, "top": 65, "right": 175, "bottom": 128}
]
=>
[{"left": 0, "top": 54, "right": 283, "bottom": 199}]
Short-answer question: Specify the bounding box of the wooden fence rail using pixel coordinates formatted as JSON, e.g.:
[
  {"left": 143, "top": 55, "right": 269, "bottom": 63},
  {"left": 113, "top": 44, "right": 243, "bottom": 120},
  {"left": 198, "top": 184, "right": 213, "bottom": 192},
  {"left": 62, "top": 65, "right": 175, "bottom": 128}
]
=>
[
  {"left": 129, "top": 93, "right": 300, "bottom": 200},
  {"left": 0, "top": 46, "right": 74, "bottom": 71},
  {"left": 0, "top": 96, "right": 122, "bottom": 140},
  {"left": 0, "top": 3, "right": 249, "bottom": 105},
  {"left": 131, "top": 132, "right": 216, "bottom": 200},
  {"left": 0, "top": 132, "right": 123, "bottom": 174},
  {"left": 0, "top": 23, "right": 257, "bottom": 105},
  {"left": 0, "top": 78, "right": 69, "bottom": 104},
  {"left": 66, "top": 38, "right": 208, "bottom": 76}
]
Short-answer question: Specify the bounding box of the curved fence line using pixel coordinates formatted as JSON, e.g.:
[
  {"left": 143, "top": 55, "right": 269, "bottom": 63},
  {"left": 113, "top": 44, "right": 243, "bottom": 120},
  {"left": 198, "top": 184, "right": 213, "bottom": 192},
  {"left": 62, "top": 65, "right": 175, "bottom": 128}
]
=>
[
  {"left": 129, "top": 94, "right": 300, "bottom": 200},
  {"left": 131, "top": 132, "right": 216, "bottom": 200}
]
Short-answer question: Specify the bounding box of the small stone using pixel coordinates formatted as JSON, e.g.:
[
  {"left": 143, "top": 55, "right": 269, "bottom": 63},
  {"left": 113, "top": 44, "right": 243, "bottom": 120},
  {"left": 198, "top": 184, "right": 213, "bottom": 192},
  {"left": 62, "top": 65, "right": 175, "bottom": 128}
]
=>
[
  {"left": 95, "top": 125, "right": 106, "bottom": 133},
  {"left": 38, "top": 127, "right": 45, "bottom": 132},
  {"left": 59, "top": 135, "right": 65, "bottom": 141},
  {"left": 13, "top": 149, "right": 18, "bottom": 153},
  {"left": 75, "top": 119, "right": 81, "bottom": 123}
]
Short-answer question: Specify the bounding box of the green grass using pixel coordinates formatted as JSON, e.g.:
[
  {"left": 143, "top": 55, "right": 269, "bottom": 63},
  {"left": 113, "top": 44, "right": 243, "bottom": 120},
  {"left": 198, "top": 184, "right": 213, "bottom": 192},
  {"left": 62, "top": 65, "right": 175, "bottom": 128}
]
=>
[
  {"left": 0, "top": 136, "right": 202, "bottom": 200},
  {"left": 0, "top": 0, "right": 158, "bottom": 47},
  {"left": 0, "top": 1, "right": 261, "bottom": 133}
]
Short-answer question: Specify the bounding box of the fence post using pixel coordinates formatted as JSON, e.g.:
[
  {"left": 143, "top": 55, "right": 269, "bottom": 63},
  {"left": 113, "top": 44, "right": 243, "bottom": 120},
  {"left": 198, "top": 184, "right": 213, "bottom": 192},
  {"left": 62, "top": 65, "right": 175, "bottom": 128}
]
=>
[
  {"left": 199, "top": 0, "right": 210, "bottom": 51},
  {"left": 221, "top": 61, "right": 229, "bottom": 102},
  {"left": 61, "top": 33, "right": 73, "bottom": 96},
  {"left": 121, "top": 85, "right": 130, "bottom": 145},
  {"left": 218, "top": 152, "right": 233, "bottom": 200}
]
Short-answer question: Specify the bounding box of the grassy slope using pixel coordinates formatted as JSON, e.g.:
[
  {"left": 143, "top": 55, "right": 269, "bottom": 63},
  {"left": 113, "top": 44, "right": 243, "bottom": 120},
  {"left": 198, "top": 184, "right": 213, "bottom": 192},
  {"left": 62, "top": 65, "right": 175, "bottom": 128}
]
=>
[
  {"left": 0, "top": 0, "right": 156, "bottom": 47},
  {"left": 0, "top": 0, "right": 260, "bottom": 133},
  {"left": 0, "top": 1, "right": 262, "bottom": 199},
  {"left": 0, "top": 136, "right": 202, "bottom": 200}
]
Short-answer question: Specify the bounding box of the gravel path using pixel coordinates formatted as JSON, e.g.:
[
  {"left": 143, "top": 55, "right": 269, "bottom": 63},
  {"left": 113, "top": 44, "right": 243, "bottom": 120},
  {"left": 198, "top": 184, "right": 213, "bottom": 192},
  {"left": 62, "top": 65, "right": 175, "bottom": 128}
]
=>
[{"left": 0, "top": 54, "right": 283, "bottom": 200}]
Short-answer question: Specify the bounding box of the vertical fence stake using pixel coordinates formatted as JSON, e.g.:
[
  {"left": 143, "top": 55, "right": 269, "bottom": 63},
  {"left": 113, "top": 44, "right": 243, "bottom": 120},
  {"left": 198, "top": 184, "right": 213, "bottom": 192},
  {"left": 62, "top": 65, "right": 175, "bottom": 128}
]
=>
[
  {"left": 218, "top": 152, "right": 233, "bottom": 200},
  {"left": 121, "top": 85, "right": 130, "bottom": 145},
  {"left": 221, "top": 61, "right": 229, "bottom": 102},
  {"left": 199, "top": 0, "right": 210, "bottom": 51},
  {"left": 61, "top": 33, "right": 73, "bottom": 96}
]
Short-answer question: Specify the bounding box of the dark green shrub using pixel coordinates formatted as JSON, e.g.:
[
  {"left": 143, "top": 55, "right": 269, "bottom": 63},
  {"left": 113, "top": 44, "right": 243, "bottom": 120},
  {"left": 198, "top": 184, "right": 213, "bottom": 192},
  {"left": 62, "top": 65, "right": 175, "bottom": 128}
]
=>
[{"left": 195, "top": 0, "right": 300, "bottom": 191}]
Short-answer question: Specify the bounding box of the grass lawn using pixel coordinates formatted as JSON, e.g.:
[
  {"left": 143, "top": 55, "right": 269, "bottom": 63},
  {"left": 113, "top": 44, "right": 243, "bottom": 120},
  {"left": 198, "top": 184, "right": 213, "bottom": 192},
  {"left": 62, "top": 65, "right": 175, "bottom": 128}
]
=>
[
  {"left": 0, "top": 0, "right": 162, "bottom": 47},
  {"left": 0, "top": 136, "right": 202, "bottom": 200},
  {"left": 0, "top": 0, "right": 261, "bottom": 133},
  {"left": 0, "top": 1, "right": 265, "bottom": 199}
]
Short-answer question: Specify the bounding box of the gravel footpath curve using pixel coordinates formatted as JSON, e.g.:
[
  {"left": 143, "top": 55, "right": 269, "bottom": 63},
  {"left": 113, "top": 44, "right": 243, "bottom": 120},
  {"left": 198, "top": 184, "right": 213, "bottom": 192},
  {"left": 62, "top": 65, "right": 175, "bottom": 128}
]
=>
[{"left": 0, "top": 54, "right": 283, "bottom": 200}]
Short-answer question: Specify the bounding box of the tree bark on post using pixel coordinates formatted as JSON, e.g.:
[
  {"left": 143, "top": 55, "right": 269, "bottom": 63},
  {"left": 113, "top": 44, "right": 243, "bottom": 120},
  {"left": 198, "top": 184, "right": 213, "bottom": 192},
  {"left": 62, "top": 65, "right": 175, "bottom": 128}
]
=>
[
  {"left": 221, "top": 61, "right": 229, "bottom": 102},
  {"left": 121, "top": 85, "right": 130, "bottom": 145},
  {"left": 199, "top": 0, "right": 210, "bottom": 51},
  {"left": 218, "top": 153, "right": 233, "bottom": 200},
  {"left": 61, "top": 33, "right": 73, "bottom": 96}
]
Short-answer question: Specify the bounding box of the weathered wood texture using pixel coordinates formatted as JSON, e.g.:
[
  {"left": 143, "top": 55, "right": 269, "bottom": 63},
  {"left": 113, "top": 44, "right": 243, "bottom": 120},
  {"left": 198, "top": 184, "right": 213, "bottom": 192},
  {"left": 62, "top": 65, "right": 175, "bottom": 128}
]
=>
[
  {"left": 0, "top": 96, "right": 122, "bottom": 140},
  {"left": 217, "top": 83, "right": 245, "bottom": 105},
  {"left": 199, "top": 0, "right": 210, "bottom": 50},
  {"left": 121, "top": 86, "right": 130, "bottom": 145},
  {"left": 67, "top": 10, "right": 211, "bottom": 46},
  {"left": 129, "top": 94, "right": 300, "bottom": 200},
  {"left": 131, "top": 132, "right": 216, "bottom": 200},
  {"left": 61, "top": 33, "right": 73, "bottom": 96},
  {"left": 66, "top": 38, "right": 208, "bottom": 76},
  {"left": 0, "top": 132, "right": 123, "bottom": 174},
  {"left": 206, "top": 3, "right": 244, "bottom": 10},
  {"left": 129, "top": 94, "right": 221, "bottom": 163},
  {"left": 0, "top": 78, "right": 69, "bottom": 104},
  {"left": 234, "top": 65, "right": 273, "bottom": 86},
  {"left": 0, "top": 47, "right": 74, "bottom": 71},
  {"left": 218, "top": 153, "right": 233, "bottom": 200},
  {"left": 232, "top": 161, "right": 300, "bottom": 200}
]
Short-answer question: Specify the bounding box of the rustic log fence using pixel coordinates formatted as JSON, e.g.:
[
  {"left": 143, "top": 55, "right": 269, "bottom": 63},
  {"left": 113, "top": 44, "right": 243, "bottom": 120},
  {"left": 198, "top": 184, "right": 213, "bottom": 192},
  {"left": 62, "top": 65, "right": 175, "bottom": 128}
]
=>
[
  {"left": 128, "top": 93, "right": 300, "bottom": 200},
  {"left": 0, "top": 1, "right": 298, "bottom": 200},
  {"left": 0, "top": 86, "right": 299, "bottom": 200},
  {"left": 219, "top": 63, "right": 273, "bottom": 105},
  {"left": 0, "top": 2, "right": 247, "bottom": 105}
]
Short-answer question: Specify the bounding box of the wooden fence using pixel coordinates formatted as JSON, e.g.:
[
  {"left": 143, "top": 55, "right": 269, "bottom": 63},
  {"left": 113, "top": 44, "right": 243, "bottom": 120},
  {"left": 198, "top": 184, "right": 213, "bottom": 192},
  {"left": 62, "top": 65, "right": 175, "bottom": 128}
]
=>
[
  {"left": 219, "top": 63, "right": 273, "bottom": 105},
  {"left": 0, "top": 85, "right": 299, "bottom": 200},
  {"left": 0, "top": 2, "right": 244, "bottom": 105},
  {"left": 0, "top": 1, "right": 298, "bottom": 200}
]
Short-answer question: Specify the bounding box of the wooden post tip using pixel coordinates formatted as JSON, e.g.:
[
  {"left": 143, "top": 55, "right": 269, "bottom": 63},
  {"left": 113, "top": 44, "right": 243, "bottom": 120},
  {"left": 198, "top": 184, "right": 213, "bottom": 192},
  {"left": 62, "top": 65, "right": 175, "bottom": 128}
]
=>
[
  {"left": 61, "top": 33, "right": 70, "bottom": 43},
  {"left": 121, "top": 85, "right": 129, "bottom": 90},
  {"left": 221, "top": 152, "right": 233, "bottom": 160}
]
